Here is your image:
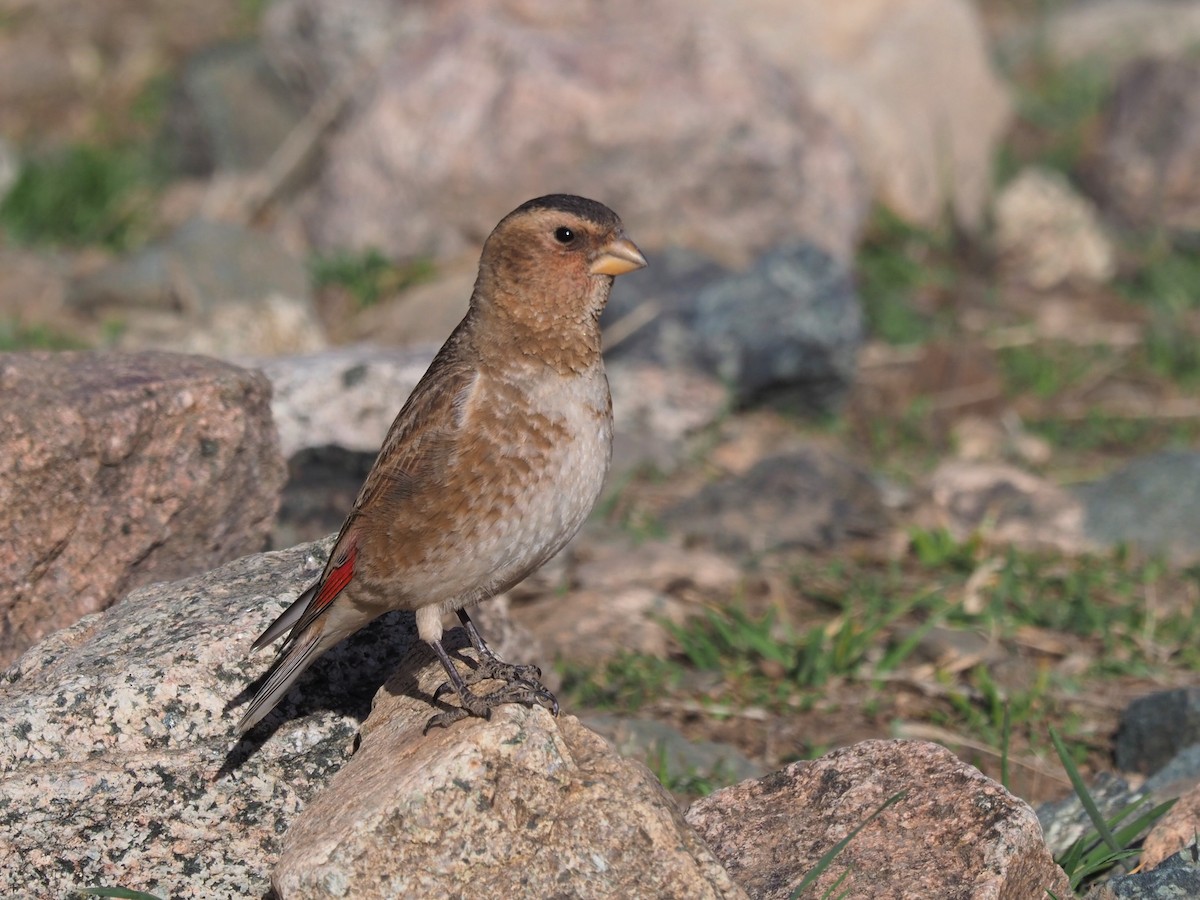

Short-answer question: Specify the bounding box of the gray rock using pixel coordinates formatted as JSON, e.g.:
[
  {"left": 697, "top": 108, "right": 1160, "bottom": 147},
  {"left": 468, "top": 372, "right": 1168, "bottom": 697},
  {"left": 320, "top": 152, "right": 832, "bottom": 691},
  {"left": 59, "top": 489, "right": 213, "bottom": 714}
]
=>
[
  {"left": 662, "top": 447, "right": 887, "bottom": 557},
  {"left": 267, "top": 0, "right": 866, "bottom": 266},
  {"left": 1075, "top": 451, "right": 1200, "bottom": 564},
  {"left": 0, "top": 351, "right": 285, "bottom": 668},
  {"left": 256, "top": 344, "right": 435, "bottom": 459},
  {"left": 164, "top": 40, "right": 304, "bottom": 176},
  {"left": 605, "top": 243, "right": 861, "bottom": 410},
  {"left": 1090, "top": 58, "right": 1200, "bottom": 236},
  {"left": 686, "top": 739, "right": 1071, "bottom": 899},
  {"left": 69, "top": 218, "right": 325, "bottom": 358},
  {"left": 1037, "top": 771, "right": 1142, "bottom": 858},
  {"left": 0, "top": 538, "right": 387, "bottom": 897},
  {"left": 1086, "top": 846, "right": 1200, "bottom": 900},
  {"left": 1116, "top": 688, "right": 1200, "bottom": 776}
]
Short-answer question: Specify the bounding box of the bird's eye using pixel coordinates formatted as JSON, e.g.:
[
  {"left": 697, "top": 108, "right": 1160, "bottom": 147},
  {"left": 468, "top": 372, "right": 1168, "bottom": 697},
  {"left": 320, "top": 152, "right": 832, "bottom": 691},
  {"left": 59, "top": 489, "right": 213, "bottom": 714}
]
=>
[{"left": 553, "top": 226, "right": 576, "bottom": 244}]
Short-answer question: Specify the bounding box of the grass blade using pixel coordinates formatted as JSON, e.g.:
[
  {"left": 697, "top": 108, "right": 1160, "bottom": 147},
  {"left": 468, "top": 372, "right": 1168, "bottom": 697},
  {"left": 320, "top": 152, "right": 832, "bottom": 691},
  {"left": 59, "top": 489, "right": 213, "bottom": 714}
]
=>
[{"left": 790, "top": 791, "right": 907, "bottom": 898}]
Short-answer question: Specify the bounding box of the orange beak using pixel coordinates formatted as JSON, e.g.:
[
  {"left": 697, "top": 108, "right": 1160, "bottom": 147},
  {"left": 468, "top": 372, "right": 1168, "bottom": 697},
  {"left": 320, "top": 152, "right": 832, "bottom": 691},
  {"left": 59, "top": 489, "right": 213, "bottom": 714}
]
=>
[{"left": 590, "top": 236, "right": 647, "bottom": 276}]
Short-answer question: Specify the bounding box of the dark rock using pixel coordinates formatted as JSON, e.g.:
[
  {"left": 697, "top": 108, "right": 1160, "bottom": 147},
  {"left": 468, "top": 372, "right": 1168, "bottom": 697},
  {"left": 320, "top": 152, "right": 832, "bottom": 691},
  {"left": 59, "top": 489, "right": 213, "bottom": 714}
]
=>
[
  {"left": 1116, "top": 688, "right": 1200, "bottom": 775},
  {"left": 1086, "top": 846, "right": 1200, "bottom": 900},
  {"left": 1074, "top": 451, "right": 1200, "bottom": 565},
  {"left": 606, "top": 243, "right": 861, "bottom": 411},
  {"left": 662, "top": 446, "right": 886, "bottom": 557}
]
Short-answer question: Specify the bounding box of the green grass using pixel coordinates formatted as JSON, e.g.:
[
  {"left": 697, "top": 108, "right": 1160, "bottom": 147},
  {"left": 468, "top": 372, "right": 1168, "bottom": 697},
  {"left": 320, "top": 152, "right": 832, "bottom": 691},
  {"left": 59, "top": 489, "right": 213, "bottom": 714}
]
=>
[
  {"left": 1048, "top": 727, "right": 1176, "bottom": 894},
  {"left": 1027, "top": 414, "right": 1200, "bottom": 455},
  {"left": 311, "top": 249, "right": 436, "bottom": 309},
  {"left": 0, "top": 318, "right": 85, "bottom": 351},
  {"left": 646, "top": 745, "right": 734, "bottom": 798},
  {"left": 0, "top": 143, "right": 159, "bottom": 250},
  {"left": 855, "top": 207, "right": 958, "bottom": 345},
  {"left": 996, "top": 343, "right": 1114, "bottom": 400},
  {"left": 999, "top": 57, "right": 1113, "bottom": 180},
  {"left": 558, "top": 653, "right": 680, "bottom": 712}
]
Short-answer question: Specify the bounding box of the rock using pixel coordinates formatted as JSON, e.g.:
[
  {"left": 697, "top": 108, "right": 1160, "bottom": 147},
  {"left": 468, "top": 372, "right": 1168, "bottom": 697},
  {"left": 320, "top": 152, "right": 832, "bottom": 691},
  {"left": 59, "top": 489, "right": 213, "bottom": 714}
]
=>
[
  {"left": 1037, "top": 772, "right": 1142, "bottom": 859},
  {"left": 1042, "top": 0, "right": 1200, "bottom": 66},
  {"left": 662, "top": 447, "right": 887, "bottom": 556},
  {"left": 0, "top": 351, "right": 284, "bottom": 667},
  {"left": 994, "top": 167, "right": 1116, "bottom": 290},
  {"left": 1074, "top": 451, "right": 1200, "bottom": 565},
  {"left": 686, "top": 739, "right": 1070, "bottom": 899},
  {"left": 1116, "top": 688, "right": 1200, "bottom": 776},
  {"left": 732, "top": 0, "right": 1012, "bottom": 231},
  {"left": 164, "top": 40, "right": 304, "bottom": 176},
  {"left": 606, "top": 361, "right": 728, "bottom": 475},
  {"left": 68, "top": 218, "right": 325, "bottom": 358},
  {"left": 923, "top": 461, "right": 1094, "bottom": 556},
  {"left": 1141, "top": 785, "right": 1200, "bottom": 870},
  {"left": 0, "top": 538, "right": 407, "bottom": 897},
  {"left": 605, "top": 243, "right": 862, "bottom": 411},
  {"left": 1086, "top": 847, "right": 1200, "bottom": 900},
  {"left": 272, "top": 648, "right": 746, "bottom": 899},
  {"left": 267, "top": 0, "right": 866, "bottom": 266},
  {"left": 1091, "top": 58, "right": 1200, "bottom": 235},
  {"left": 256, "top": 344, "right": 435, "bottom": 458}
]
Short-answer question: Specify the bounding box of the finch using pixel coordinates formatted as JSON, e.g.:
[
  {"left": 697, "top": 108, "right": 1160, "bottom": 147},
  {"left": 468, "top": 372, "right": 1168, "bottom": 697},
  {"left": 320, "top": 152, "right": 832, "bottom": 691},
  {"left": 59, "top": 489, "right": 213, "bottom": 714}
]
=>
[{"left": 237, "top": 194, "right": 646, "bottom": 734}]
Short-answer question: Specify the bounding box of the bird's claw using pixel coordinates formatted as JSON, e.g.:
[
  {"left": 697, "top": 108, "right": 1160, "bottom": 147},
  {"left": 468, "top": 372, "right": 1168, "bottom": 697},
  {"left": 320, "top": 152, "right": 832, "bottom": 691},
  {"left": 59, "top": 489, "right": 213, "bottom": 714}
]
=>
[{"left": 425, "top": 677, "right": 560, "bottom": 733}]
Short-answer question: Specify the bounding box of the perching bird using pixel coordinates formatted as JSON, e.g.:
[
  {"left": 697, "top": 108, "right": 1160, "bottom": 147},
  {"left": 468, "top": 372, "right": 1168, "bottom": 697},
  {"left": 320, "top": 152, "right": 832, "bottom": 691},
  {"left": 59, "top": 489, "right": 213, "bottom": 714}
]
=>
[{"left": 237, "top": 194, "right": 646, "bottom": 734}]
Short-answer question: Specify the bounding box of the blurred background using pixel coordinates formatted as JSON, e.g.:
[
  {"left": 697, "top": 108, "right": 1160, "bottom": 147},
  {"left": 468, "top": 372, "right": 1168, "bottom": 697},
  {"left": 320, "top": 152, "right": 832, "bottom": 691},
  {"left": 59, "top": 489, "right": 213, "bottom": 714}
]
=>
[{"left": 3, "top": 0, "right": 1200, "bottom": 838}]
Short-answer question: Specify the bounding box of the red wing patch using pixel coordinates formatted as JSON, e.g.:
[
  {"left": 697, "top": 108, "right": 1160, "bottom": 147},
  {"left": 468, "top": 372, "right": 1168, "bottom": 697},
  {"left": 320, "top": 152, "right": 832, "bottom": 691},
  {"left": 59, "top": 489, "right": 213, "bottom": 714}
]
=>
[{"left": 312, "top": 542, "right": 357, "bottom": 614}]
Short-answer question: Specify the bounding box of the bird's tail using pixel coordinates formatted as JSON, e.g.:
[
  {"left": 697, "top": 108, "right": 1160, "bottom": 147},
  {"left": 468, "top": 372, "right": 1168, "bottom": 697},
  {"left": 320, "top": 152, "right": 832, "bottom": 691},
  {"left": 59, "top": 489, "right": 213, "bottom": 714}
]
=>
[{"left": 236, "top": 615, "right": 339, "bottom": 735}]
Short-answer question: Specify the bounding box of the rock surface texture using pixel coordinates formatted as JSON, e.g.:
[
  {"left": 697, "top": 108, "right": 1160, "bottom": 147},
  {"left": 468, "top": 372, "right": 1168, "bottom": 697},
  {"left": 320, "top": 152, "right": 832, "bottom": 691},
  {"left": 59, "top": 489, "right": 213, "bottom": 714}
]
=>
[
  {"left": 686, "top": 739, "right": 1071, "bottom": 899},
  {"left": 264, "top": 0, "right": 867, "bottom": 266},
  {"left": 0, "top": 350, "right": 284, "bottom": 667},
  {"left": 273, "top": 654, "right": 746, "bottom": 899}
]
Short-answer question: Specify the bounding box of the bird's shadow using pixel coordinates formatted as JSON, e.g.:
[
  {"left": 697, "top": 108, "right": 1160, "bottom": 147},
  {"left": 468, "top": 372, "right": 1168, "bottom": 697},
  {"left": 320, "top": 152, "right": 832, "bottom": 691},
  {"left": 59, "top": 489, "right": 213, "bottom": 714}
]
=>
[{"left": 217, "top": 610, "right": 479, "bottom": 778}]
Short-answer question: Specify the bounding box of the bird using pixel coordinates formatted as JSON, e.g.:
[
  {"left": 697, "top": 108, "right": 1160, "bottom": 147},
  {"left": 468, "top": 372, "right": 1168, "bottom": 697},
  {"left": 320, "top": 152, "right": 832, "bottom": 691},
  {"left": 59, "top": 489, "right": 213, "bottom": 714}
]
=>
[{"left": 237, "top": 194, "right": 646, "bottom": 734}]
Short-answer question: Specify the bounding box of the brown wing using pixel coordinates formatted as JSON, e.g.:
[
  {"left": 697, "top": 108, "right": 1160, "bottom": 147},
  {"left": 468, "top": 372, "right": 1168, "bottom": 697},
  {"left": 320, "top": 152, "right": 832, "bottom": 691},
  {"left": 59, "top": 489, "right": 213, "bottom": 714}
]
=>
[{"left": 263, "top": 320, "right": 480, "bottom": 647}]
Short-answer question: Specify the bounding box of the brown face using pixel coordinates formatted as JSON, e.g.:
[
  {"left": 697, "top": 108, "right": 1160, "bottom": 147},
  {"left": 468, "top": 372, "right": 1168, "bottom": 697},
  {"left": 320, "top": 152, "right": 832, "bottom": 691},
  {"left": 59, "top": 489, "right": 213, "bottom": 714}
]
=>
[{"left": 473, "top": 197, "right": 646, "bottom": 326}]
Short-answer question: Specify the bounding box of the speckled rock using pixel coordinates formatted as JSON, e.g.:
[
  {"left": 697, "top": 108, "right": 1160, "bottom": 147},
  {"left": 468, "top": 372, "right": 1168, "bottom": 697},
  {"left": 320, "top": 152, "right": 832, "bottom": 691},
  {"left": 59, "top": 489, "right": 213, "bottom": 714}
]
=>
[
  {"left": 273, "top": 644, "right": 746, "bottom": 899},
  {"left": 686, "top": 739, "right": 1071, "bottom": 899},
  {"left": 994, "top": 167, "right": 1116, "bottom": 289},
  {"left": 0, "top": 351, "right": 285, "bottom": 667},
  {"left": 0, "top": 537, "right": 390, "bottom": 898}
]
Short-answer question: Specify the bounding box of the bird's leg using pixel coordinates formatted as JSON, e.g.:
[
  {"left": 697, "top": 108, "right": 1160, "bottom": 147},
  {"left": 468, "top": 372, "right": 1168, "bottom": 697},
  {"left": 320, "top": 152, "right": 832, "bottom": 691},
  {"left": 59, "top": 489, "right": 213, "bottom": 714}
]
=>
[
  {"left": 454, "top": 608, "right": 543, "bottom": 683},
  {"left": 424, "top": 618, "right": 560, "bottom": 732}
]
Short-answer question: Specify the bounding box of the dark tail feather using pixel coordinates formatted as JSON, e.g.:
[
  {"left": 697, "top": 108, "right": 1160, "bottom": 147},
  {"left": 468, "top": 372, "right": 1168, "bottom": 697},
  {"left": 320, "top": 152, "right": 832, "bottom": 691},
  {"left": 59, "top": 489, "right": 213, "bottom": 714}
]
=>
[
  {"left": 252, "top": 582, "right": 318, "bottom": 651},
  {"left": 236, "top": 621, "right": 330, "bottom": 734}
]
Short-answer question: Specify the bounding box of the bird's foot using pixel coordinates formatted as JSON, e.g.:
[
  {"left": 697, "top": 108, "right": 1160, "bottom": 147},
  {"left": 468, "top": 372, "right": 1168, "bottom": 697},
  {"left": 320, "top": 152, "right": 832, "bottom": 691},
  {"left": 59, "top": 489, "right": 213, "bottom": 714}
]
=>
[
  {"left": 425, "top": 675, "right": 559, "bottom": 733},
  {"left": 436, "top": 655, "right": 542, "bottom": 693}
]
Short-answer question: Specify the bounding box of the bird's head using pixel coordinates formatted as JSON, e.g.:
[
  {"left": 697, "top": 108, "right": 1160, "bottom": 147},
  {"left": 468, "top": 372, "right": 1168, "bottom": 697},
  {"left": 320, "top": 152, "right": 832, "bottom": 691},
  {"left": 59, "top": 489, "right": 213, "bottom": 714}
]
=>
[{"left": 472, "top": 194, "right": 646, "bottom": 333}]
